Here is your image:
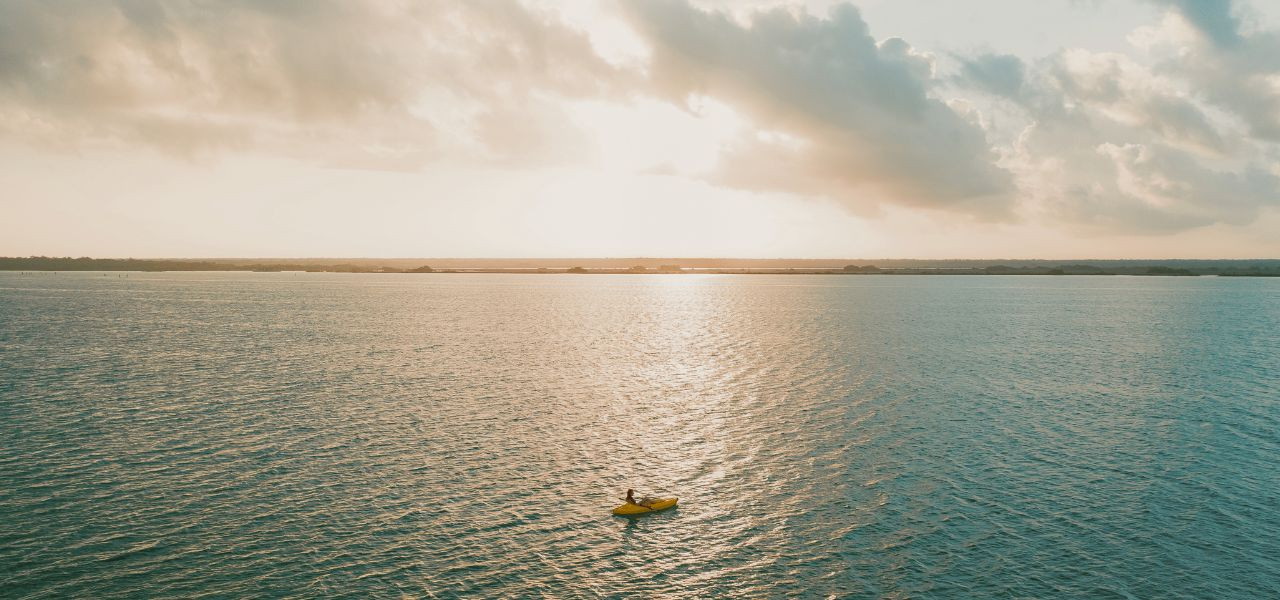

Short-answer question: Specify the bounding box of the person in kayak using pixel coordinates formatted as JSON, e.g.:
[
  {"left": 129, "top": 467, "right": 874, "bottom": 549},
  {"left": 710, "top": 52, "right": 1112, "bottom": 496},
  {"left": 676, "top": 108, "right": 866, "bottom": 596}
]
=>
[{"left": 624, "top": 489, "right": 639, "bottom": 505}]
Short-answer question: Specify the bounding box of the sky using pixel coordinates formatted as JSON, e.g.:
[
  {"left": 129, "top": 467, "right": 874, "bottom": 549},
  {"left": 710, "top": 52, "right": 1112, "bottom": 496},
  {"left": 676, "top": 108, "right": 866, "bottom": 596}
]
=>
[{"left": 1, "top": 0, "right": 1278, "bottom": 258}]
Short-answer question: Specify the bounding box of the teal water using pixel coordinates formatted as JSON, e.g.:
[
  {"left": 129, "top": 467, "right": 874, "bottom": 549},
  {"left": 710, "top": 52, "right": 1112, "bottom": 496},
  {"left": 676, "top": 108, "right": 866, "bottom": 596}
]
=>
[{"left": 1, "top": 272, "right": 1278, "bottom": 598}]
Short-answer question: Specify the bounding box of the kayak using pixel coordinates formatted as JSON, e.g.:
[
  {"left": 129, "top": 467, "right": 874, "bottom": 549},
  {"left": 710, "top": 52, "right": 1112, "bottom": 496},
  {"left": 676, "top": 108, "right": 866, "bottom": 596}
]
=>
[
  {"left": 613, "top": 497, "right": 677, "bottom": 515},
  {"left": 612, "top": 497, "right": 678, "bottom": 516}
]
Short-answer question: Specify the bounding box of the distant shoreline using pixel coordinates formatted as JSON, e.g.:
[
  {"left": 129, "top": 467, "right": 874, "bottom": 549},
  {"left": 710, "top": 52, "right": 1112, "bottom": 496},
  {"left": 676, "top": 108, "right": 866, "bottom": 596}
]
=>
[{"left": 3, "top": 257, "right": 1279, "bottom": 277}]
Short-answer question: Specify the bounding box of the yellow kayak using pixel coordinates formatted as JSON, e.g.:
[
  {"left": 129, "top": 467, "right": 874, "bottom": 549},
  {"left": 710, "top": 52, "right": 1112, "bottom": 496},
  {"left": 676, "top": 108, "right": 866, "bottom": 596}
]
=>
[{"left": 612, "top": 497, "right": 678, "bottom": 516}]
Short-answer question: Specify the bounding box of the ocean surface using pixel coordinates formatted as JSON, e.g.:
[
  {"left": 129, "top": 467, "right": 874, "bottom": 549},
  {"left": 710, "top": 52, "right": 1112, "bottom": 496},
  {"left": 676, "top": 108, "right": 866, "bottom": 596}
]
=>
[{"left": 1, "top": 272, "right": 1278, "bottom": 598}]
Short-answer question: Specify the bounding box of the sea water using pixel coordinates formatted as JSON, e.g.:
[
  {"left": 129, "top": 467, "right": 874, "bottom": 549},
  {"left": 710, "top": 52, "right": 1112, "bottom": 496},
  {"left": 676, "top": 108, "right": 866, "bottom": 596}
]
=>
[{"left": 2, "top": 272, "right": 1277, "bottom": 597}]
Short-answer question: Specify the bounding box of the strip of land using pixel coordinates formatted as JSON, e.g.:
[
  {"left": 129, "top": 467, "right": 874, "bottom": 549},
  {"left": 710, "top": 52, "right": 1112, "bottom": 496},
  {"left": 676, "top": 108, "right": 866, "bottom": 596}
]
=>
[{"left": 3, "top": 257, "right": 1279, "bottom": 276}]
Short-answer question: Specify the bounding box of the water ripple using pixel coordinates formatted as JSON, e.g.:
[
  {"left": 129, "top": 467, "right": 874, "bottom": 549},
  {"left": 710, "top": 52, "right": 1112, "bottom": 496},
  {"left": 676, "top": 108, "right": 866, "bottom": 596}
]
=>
[{"left": 2, "top": 272, "right": 1278, "bottom": 597}]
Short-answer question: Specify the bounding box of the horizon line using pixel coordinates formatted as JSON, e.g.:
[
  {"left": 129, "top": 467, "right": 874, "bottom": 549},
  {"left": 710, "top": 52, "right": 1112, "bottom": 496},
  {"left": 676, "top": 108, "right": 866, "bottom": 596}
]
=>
[{"left": 7, "top": 255, "right": 1280, "bottom": 261}]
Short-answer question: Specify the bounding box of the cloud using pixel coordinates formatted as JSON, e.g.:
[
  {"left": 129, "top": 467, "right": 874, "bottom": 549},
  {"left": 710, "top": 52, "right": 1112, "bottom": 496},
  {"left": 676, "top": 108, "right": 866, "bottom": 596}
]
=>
[
  {"left": 951, "top": 0, "right": 1280, "bottom": 233},
  {"left": 1048, "top": 50, "right": 1229, "bottom": 153},
  {"left": 619, "top": 0, "right": 1016, "bottom": 218},
  {"left": 956, "top": 43, "right": 1278, "bottom": 233},
  {"left": 1090, "top": 142, "right": 1276, "bottom": 229},
  {"left": 0, "top": 0, "right": 622, "bottom": 165},
  {"left": 1153, "top": 0, "right": 1244, "bottom": 47},
  {"left": 1143, "top": 0, "right": 1280, "bottom": 141},
  {"left": 956, "top": 54, "right": 1026, "bottom": 99},
  {"left": 0, "top": 0, "right": 1274, "bottom": 236}
]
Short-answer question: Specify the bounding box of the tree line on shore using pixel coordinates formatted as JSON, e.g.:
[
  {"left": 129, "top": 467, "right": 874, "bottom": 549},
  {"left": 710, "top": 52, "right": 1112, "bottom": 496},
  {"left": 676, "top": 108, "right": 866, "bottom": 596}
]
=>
[{"left": 2, "top": 256, "right": 1277, "bottom": 276}]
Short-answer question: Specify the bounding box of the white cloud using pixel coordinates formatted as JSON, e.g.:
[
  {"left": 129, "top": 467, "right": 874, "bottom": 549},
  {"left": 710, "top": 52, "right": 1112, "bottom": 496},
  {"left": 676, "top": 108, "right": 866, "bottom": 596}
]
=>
[
  {"left": 619, "top": 0, "right": 1016, "bottom": 218},
  {"left": 1145, "top": 0, "right": 1280, "bottom": 140},
  {"left": 954, "top": 2, "right": 1279, "bottom": 233}
]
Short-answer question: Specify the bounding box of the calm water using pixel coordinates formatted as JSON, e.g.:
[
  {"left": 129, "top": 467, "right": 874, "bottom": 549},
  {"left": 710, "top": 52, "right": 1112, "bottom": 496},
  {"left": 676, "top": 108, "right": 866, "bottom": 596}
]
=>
[{"left": 2, "top": 272, "right": 1278, "bottom": 598}]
